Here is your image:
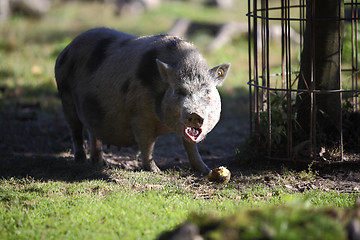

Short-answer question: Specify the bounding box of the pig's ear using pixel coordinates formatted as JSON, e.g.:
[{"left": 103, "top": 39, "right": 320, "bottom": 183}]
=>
[
  {"left": 210, "top": 63, "right": 231, "bottom": 86},
  {"left": 156, "top": 59, "right": 174, "bottom": 83}
]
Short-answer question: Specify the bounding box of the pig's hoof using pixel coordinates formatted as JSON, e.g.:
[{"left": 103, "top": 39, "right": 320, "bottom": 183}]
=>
[
  {"left": 200, "top": 166, "right": 211, "bottom": 176},
  {"left": 91, "top": 156, "right": 107, "bottom": 167},
  {"left": 74, "top": 152, "right": 87, "bottom": 162},
  {"left": 143, "top": 161, "right": 161, "bottom": 173},
  {"left": 191, "top": 164, "right": 211, "bottom": 176}
]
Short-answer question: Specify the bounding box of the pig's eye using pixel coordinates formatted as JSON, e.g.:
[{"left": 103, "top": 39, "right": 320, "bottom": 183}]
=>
[
  {"left": 174, "top": 89, "right": 187, "bottom": 96},
  {"left": 217, "top": 68, "right": 224, "bottom": 77}
]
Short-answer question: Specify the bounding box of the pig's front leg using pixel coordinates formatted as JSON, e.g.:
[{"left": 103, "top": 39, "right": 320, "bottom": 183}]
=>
[
  {"left": 182, "top": 139, "right": 210, "bottom": 175},
  {"left": 138, "top": 140, "right": 161, "bottom": 173},
  {"left": 132, "top": 121, "right": 161, "bottom": 173}
]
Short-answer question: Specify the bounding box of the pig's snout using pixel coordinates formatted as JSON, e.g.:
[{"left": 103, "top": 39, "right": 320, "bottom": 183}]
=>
[
  {"left": 185, "top": 113, "right": 204, "bottom": 128},
  {"left": 185, "top": 113, "right": 204, "bottom": 142}
]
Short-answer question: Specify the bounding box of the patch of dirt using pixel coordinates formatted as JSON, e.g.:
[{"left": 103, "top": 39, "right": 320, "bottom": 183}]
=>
[{"left": 0, "top": 92, "right": 359, "bottom": 193}]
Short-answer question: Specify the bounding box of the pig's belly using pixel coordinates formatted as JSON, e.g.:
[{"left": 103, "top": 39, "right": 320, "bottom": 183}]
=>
[{"left": 89, "top": 120, "right": 137, "bottom": 148}]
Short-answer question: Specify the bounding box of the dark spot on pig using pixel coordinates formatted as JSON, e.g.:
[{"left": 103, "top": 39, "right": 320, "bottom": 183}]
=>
[
  {"left": 86, "top": 37, "right": 115, "bottom": 75},
  {"left": 137, "top": 48, "right": 160, "bottom": 91},
  {"left": 120, "top": 78, "right": 131, "bottom": 94},
  {"left": 82, "top": 93, "right": 105, "bottom": 128},
  {"left": 174, "top": 88, "right": 187, "bottom": 97}
]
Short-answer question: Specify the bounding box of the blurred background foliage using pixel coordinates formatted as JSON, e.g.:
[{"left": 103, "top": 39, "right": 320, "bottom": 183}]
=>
[{"left": 0, "top": 0, "right": 251, "bottom": 107}]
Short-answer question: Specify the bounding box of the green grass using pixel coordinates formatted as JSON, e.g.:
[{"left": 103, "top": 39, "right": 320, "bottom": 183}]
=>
[
  {"left": 189, "top": 205, "right": 349, "bottom": 240},
  {"left": 1, "top": 178, "right": 187, "bottom": 239},
  {"left": 1, "top": 172, "right": 358, "bottom": 240},
  {"left": 1, "top": 1, "right": 359, "bottom": 239}
]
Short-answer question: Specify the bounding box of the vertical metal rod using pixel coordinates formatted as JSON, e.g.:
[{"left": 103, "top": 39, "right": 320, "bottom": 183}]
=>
[
  {"left": 356, "top": 0, "right": 358, "bottom": 110},
  {"left": 351, "top": 0, "right": 358, "bottom": 112},
  {"left": 261, "top": 0, "right": 266, "bottom": 115},
  {"left": 350, "top": 0, "right": 357, "bottom": 110},
  {"left": 265, "top": 0, "right": 271, "bottom": 157},
  {"left": 261, "top": 0, "right": 270, "bottom": 156},
  {"left": 339, "top": 0, "right": 343, "bottom": 160},
  {"left": 281, "top": 0, "right": 286, "bottom": 90},
  {"left": 253, "top": 0, "right": 260, "bottom": 135},
  {"left": 281, "top": 0, "right": 289, "bottom": 157},
  {"left": 261, "top": 0, "right": 264, "bottom": 97},
  {"left": 350, "top": 0, "right": 359, "bottom": 110},
  {"left": 310, "top": 0, "right": 316, "bottom": 157},
  {"left": 248, "top": 0, "right": 253, "bottom": 136},
  {"left": 281, "top": 0, "right": 286, "bottom": 91},
  {"left": 261, "top": 0, "right": 264, "bottom": 111},
  {"left": 286, "top": 0, "right": 293, "bottom": 158},
  {"left": 300, "top": 0, "right": 305, "bottom": 50}
]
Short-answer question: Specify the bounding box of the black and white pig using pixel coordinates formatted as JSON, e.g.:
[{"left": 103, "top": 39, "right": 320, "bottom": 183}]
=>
[{"left": 55, "top": 28, "right": 230, "bottom": 174}]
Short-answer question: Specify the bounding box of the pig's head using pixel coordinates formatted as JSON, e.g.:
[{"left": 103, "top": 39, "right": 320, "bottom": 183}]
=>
[{"left": 156, "top": 58, "right": 230, "bottom": 143}]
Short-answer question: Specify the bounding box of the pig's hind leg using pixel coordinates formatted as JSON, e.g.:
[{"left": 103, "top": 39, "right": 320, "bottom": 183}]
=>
[
  {"left": 60, "top": 95, "right": 87, "bottom": 163},
  {"left": 89, "top": 133, "right": 107, "bottom": 167},
  {"left": 138, "top": 140, "right": 161, "bottom": 173},
  {"left": 131, "top": 122, "right": 161, "bottom": 173}
]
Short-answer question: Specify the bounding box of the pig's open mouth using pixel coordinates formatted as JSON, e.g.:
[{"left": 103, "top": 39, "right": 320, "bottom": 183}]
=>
[{"left": 185, "top": 127, "right": 202, "bottom": 142}]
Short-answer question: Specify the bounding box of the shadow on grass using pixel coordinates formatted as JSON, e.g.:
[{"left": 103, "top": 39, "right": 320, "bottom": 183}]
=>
[
  {"left": 0, "top": 155, "right": 109, "bottom": 182},
  {"left": 0, "top": 88, "right": 110, "bottom": 182}
]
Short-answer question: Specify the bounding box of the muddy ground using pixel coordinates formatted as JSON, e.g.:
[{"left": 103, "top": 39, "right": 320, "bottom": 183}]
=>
[{"left": 0, "top": 91, "right": 359, "bottom": 193}]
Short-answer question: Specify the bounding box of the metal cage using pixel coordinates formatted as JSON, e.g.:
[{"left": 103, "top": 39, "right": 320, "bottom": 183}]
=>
[{"left": 247, "top": 0, "right": 360, "bottom": 162}]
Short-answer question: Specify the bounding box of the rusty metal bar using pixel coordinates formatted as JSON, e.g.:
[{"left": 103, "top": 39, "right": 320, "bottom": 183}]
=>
[
  {"left": 351, "top": 0, "right": 359, "bottom": 111},
  {"left": 248, "top": 0, "right": 253, "bottom": 136},
  {"left": 310, "top": 0, "right": 316, "bottom": 158},
  {"left": 286, "top": 0, "right": 293, "bottom": 158},
  {"left": 248, "top": 81, "right": 360, "bottom": 93},
  {"left": 356, "top": 0, "right": 359, "bottom": 111},
  {"left": 351, "top": 0, "right": 356, "bottom": 110},
  {"left": 281, "top": 0, "right": 290, "bottom": 157},
  {"left": 247, "top": 0, "right": 359, "bottom": 162},
  {"left": 247, "top": 11, "right": 353, "bottom": 22},
  {"left": 281, "top": 0, "right": 286, "bottom": 92},
  {"left": 260, "top": 0, "right": 267, "bottom": 154},
  {"left": 300, "top": 0, "right": 305, "bottom": 50},
  {"left": 264, "top": 0, "right": 271, "bottom": 157},
  {"left": 339, "top": 0, "right": 344, "bottom": 160},
  {"left": 253, "top": 0, "right": 260, "bottom": 136}
]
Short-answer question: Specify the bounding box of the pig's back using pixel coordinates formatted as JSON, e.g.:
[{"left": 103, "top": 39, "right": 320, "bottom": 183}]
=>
[{"left": 54, "top": 28, "right": 201, "bottom": 147}]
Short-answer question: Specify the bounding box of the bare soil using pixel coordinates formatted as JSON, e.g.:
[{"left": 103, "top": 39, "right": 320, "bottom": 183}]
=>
[{"left": 0, "top": 91, "right": 359, "bottom": 193}]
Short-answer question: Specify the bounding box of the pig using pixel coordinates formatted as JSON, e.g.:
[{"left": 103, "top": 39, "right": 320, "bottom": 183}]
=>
[{"left": 54, "top": 28, "right": 230, "bottom": 174}]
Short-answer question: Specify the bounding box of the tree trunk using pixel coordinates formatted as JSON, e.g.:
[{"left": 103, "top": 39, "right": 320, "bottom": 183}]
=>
[{"left": 296, "top": 0, "right": 343, "bottom": 143}]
